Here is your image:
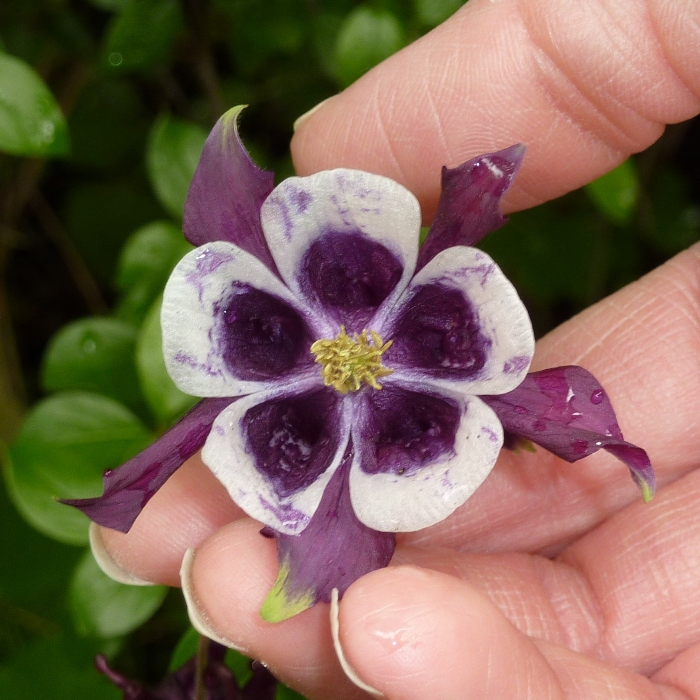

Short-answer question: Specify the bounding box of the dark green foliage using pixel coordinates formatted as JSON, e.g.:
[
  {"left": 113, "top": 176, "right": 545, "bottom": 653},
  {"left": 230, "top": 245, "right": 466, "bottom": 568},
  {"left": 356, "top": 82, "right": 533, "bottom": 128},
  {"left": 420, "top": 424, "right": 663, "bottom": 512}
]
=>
[{"left": 0, "top": 1, "right": 698, "bottom": 698}]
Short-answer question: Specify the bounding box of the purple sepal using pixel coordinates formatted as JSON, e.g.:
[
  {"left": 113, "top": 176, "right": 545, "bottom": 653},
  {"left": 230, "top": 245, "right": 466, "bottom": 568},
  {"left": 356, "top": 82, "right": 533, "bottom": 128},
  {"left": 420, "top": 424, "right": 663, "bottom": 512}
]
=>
[
  {"left": 416, "top": 144, "right": 525, "bottom": 271},
  {"left": 483, "top": 366, "right": 655, "bottom": 501},
  {"left": 96, "top": 641, "right": 277, "bottom": 700},
  {"left": 261, "top": 450, "right": 395, "bottom": 622},
  {"left": 183, "top": 106, "right": 277, "bottom": 273},
  {"left": 63, "top": 398, "right": 233, "bottom": 532}
]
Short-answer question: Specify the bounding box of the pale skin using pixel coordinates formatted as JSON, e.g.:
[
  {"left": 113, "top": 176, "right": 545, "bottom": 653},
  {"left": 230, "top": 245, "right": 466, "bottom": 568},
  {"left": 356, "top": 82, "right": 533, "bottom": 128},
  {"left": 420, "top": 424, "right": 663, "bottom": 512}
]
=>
[{"left": 97, "top": 0, "right": 700, "bottom": 697}]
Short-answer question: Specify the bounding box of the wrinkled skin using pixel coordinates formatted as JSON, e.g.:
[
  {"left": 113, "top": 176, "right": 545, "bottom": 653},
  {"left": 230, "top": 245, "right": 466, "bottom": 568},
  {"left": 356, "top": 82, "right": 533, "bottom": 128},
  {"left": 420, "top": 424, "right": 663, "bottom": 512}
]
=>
[{"left": 97, "top": 0, "right": 700, "bottom": 698}]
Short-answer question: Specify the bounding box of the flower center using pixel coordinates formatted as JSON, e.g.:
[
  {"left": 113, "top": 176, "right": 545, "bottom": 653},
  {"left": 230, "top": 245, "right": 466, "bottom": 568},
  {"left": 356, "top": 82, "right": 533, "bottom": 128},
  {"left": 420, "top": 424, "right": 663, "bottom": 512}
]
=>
[{"left": 310, "top": 326, "right": 393, "bottom": 394}]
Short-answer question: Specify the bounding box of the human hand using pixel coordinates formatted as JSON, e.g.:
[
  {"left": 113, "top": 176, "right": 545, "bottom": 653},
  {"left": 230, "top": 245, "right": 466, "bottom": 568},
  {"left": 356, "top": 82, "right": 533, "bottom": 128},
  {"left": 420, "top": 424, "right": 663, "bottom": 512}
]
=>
[{"left": 94, "top": 0, "right": 700, "bottom": 698}]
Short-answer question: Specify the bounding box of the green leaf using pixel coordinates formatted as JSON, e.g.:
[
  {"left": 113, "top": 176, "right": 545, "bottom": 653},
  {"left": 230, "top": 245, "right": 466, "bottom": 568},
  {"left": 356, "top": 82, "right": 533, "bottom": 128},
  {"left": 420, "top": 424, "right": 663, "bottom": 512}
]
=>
[
  {"left": 5, "top": 393, "right": 151, "bottom": 545},
  {"left": 648, "top": 168, "right": 700, "bottom": 256},
  {"left": 414, "top": 0, "right": 465, "bottom": 27},
  {"left": 334, "top": 7, "right": 405, "bottom": 88},
  {"left": 103, "top": 0, "right": 183, "bottom": 73},
  {"left": 136, "top": 296, "right": 197, "bottom": 427},
  {"left": 42, "top": 317, "right": 148, "bottom": 419},
  {"left": 168, "top": 626, "right": 199, "bottom": 672},
  {"left": 68, "top": 78, "right": 148, "bottom": 170},
  {"left": 63, "top": 175, "right": 165, "bottom": 285},
  {"left": 585, "top": 159, "right": 639, "bottom": 225},
  {"left": 69, "top": 550, "right": 167, "bottom": 638},
  {"left": 276, "top": 684, "right": 307, "bottom": 700},
  {"left": 0, "top": 634, "right": 121, "bottom": 700},
  {"left": 0, "top": 52, "right": 69, "bottom": 157},
  {"left": 146, "top": 115, "right": 208, "bottom": 219},
  {"left": 88, "top": 0, "right": 129, "bottom": 11},
  {"left": 225, "top": 648, "right": 253, "bottom": 687},
  {"left": 115, "top": 221, "right": 192, "bottom": 325}
]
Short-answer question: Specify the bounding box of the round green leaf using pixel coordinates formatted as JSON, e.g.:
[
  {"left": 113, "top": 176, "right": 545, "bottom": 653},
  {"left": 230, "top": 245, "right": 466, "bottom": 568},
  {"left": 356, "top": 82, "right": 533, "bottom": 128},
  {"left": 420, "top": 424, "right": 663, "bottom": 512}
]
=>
[
  {"left": 146, "top": 114, "right": 208, "bottom": 219},
  {"left": 414, "top": 0, "right": 465, "bottom": 27},
  {"left": 585, "top": 159, "right": 639, "bottom": 225},
  {"left": 136, "top": 296, "right": 197, "bottom": 427},
  {"left": 168, "top": 626, "right": 200, "bottom": 672},
  {"left": 334, "top": 7, "right": 405, "bottom": 88},
  {"left": 5, "top": 393, "right": 151, "bottom": 545},
  {"left": 115, "top": 221, "right": 192, "bottom": 325},
  {"left": 0, "top": 52, "right": 69, "bottom": 157},
  {"left": 103, "top": 0, "right": 183, "bottom": 73},
  {"left": 41, "top": 317, "right": 148, "bottom": 418},
  {"left": 69, "top": 550, "right": 167, "bottom": 638}
]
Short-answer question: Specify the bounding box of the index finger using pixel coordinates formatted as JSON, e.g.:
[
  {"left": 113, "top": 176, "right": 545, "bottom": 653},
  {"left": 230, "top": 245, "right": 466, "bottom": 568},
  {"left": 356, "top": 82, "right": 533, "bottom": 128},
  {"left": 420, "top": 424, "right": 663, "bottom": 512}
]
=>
[{"left": 292, "top": 0, "right": 700, "bottom": 220}]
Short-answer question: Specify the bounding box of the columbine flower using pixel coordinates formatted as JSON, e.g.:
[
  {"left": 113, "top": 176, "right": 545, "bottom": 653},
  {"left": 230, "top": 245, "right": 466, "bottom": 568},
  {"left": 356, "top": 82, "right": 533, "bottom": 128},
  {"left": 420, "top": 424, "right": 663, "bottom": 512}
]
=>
[
  {"left": 96, "top": 640, "right": 276, "bottom": 700},
  {"left": 67, "top": 106, "right": 655, "bottom": 622}
]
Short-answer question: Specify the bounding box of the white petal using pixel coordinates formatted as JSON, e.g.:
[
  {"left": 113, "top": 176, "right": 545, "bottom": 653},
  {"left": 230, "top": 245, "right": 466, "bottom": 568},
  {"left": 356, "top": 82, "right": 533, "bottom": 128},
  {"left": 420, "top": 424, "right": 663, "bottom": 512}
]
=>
[
  {"left": 260, "top": 169, "right": 421, "bottom": 330},
  {"left": 387, "top": 246, "right": 534, "bottom": 395},
  {"left": 201, "top": 385, "right": 350, "bottom": 535},
  {"left": 162, "top": 241, "right": 316, "bottom": 397},
  {"left": 350, "top": 395, "right": 502, "bottom": 532}
]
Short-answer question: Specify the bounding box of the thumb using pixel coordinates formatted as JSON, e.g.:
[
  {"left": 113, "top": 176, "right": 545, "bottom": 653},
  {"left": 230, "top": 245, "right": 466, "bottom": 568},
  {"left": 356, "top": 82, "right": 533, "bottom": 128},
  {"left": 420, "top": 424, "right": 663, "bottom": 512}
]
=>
[
  {"left": 291, "top": 0, "right": 700, "bottom": 221},
  {"left": 333, "top": 566, "right": 667, "bottom": 700}
]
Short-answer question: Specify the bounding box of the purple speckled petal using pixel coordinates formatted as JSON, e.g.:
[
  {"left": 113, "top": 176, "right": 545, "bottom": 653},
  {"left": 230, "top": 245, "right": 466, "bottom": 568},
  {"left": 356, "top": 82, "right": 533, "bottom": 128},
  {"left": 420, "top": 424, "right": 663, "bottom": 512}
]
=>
[
  {"left": 162, "top": 241, "right": 317, "bottom": 398},
  {"left": 384, "top": 246, "right": 534, "bottom": 396},
  {"left": 260, "top": 169, "right": 421, "bottom": 333},
  {"left": 349, "top": 386, "right": 503, "bottom": 532},
  {"left": 482, "top": 366, "right": 655, "bottom": 501},
  {"left": 260, "top": 451, "right": 395, "bottom": 622},
  {"left": 416, "top": 144, "right": 525, "bottom": 271},
  {"left": 202, "top": 383, "right": 350, "bottom": 535},
  {"left": 183, "top": 105, "right": 277, "bottom": 273},
  {"left": 64, "top": 398, "right": 233, "bottom": 532}
]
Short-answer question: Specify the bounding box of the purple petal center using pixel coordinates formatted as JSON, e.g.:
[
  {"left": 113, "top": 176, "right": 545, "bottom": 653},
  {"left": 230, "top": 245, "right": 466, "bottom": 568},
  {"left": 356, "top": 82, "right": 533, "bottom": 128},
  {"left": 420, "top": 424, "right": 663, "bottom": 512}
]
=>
[
  {"left": 243, "top": 390, "right": 342, "bottom": 497},
  {"left": 360, "top": 386, "right": 460, "bottom": 476},
  {"left": 386, "top": 283, "right": 491, "bottom": 378},
  {"left": 300, "top": 231, "right": 403, "bottom": 330},
  {"left": 214, "top": 283, "right": 313, "bottom": 381}
]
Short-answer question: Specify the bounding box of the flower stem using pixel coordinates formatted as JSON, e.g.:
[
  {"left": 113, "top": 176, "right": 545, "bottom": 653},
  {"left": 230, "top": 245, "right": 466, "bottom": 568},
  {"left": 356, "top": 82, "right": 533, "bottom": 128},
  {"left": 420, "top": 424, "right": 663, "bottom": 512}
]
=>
[{"left": 194, "top": 634, "right": 210, "bottom": 700}]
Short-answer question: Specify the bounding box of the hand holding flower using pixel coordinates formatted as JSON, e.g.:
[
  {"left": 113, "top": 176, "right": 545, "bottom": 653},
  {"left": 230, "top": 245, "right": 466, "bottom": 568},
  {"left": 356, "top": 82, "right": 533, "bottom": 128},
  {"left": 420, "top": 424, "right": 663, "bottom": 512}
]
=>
[{"left": 78, "top": 0, "right": 700, "bottom": 697}]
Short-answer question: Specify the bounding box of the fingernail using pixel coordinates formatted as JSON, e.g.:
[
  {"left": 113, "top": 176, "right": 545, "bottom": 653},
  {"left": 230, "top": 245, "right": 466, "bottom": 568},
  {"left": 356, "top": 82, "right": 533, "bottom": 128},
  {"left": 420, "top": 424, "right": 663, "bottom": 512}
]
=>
[
  {"left": 89, "top": 522, "right": 154, "bottom": 586},
  {"left": 330, "top": 589, "right": 384, "bottom": 698},
  {"left": 293, "top": 97, "right": 333, "bottom": 132},
  {"left": 180, "top": 548, "right": 248, "bottom": 653}
]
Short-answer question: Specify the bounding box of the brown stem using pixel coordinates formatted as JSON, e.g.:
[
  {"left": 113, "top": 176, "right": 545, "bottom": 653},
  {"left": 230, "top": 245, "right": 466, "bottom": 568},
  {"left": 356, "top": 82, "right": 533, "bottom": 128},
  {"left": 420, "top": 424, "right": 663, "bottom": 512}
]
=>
[
  {"left": 194, "top": 634, "right": 211, "bottom": 700},
  {"left": 30, "top": 193, "right": 109, "bottom": 315}
]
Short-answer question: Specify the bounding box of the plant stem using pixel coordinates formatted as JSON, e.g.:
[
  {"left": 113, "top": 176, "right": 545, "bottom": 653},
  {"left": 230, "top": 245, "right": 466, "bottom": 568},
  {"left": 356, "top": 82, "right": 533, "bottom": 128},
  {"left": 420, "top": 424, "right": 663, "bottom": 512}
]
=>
[{"left": 194, "top": 634, "right": 210, "bottom": 700}]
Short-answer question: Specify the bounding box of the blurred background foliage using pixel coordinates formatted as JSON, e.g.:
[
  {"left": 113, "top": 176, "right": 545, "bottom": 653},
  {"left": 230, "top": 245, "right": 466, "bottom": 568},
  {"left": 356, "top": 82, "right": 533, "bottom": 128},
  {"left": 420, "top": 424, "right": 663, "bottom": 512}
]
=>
[{"left": 0, "top": 0, "right": 698, "bottom": 697}]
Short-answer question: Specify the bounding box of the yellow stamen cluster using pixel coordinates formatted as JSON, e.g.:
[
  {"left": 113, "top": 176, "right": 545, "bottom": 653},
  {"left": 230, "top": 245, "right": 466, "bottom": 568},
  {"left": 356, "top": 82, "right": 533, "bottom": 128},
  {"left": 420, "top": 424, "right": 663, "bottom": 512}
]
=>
[{"left": 310, "top": 326, "right": 393, "bottom": 394}]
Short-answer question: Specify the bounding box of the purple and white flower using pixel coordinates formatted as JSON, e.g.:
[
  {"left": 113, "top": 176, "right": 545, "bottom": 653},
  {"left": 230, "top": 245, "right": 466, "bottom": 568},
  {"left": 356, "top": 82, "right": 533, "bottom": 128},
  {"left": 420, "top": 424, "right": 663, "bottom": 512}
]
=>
[{"left": 67, "top": 106, "right": 655, "bottom": 622}]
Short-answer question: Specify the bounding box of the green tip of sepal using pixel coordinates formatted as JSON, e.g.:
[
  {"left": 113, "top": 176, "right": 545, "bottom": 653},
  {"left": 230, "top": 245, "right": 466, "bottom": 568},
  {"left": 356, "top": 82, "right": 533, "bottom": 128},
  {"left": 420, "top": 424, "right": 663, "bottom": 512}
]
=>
[
  {"left": 513, "top": 438, "right": 536, "bottom": 454},
  {"left": 260, "top": 563, "right": 315, "bottom": 623},
  {"left": 640, "top": 480, "right": 654, "bottom": 504}
]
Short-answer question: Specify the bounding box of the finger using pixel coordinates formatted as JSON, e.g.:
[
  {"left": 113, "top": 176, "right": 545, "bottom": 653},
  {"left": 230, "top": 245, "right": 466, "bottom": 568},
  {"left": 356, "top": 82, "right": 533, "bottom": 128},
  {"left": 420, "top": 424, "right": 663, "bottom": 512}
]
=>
[
  {"left": 97, "top": 454, "right": 242, "bottom": 586},
  {"left": 392, "top": 468, "right": 700, "bottom": 675},
  {"left": 173, "top": 456, "right": 700, "bottom": 698},
  {"left": 653, "top": 640, "right": 700, "bottom": 698},
  {"left": 336, "top": 565, "right": 682, "bottom": 700},
  {"left": 292, "top": 0, "right": 700, "bottom": 220},
  {"left": 403, "top": 243, "right": 700, "bottom": 554},
  {"left": 182, "top": 518, "right": 368, "bottom": 700}
]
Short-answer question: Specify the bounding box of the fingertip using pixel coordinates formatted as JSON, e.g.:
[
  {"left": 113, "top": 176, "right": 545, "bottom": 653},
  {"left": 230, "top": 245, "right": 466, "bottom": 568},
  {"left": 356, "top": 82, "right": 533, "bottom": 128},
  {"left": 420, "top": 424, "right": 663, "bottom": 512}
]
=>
[
  {"left": 187, "top": 519, "right": 364, "bottom": 699},
  {"left": 338, "top": 565, "right": 560, "bottom": 700},
  {"left": 97, "top": 456, "right": 243, "bottom": 587}
]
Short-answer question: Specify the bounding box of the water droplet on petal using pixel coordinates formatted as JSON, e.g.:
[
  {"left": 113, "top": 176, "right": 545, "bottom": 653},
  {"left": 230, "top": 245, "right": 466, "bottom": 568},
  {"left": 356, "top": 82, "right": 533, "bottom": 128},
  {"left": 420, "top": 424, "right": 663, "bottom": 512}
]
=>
[
  {"left": 533, "top": 419, "right": 547, "bottom": 432},
  {"left": 590, "top": 389, "right": 605, "bottom": 404}
]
